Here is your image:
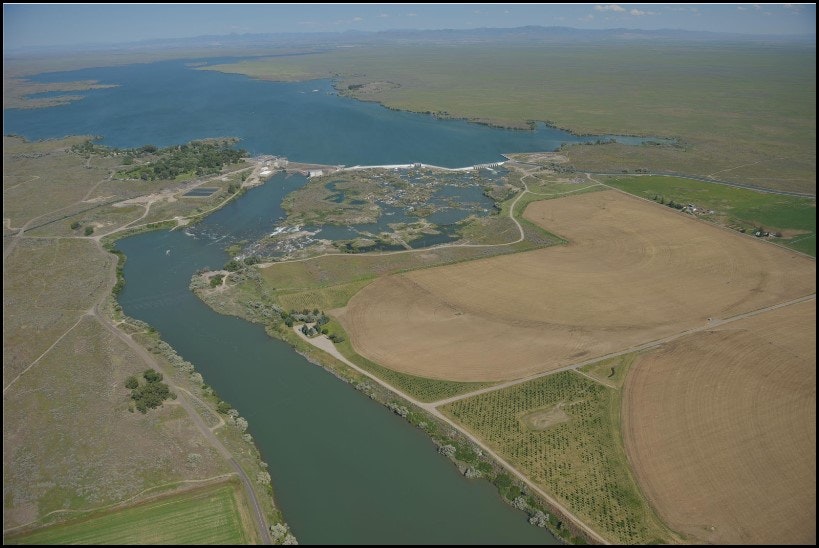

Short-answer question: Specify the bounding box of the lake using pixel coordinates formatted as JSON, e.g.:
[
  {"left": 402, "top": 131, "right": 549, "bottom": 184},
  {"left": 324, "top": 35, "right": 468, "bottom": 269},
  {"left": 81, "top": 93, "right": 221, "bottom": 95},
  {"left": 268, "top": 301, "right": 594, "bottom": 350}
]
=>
[{"left": 4, "top": 57, "right": 645, "bottom": 544}]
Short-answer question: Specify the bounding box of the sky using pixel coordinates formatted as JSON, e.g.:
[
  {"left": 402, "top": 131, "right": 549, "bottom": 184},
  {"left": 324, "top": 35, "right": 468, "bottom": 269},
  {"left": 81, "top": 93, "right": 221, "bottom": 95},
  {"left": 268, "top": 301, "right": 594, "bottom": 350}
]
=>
[{"left": 4, "top": 4, "right": 816, "bottom": 50}]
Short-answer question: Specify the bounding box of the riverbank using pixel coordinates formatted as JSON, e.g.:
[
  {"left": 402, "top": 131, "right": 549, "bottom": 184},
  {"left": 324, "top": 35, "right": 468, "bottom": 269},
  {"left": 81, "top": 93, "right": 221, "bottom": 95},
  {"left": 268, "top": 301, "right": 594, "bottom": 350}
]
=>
[
  {"left": 191, "top": 274, "right": 587, "bottom": 544},
  {"left": 2, "top": 137, "right": 291, "bottom": 544}
]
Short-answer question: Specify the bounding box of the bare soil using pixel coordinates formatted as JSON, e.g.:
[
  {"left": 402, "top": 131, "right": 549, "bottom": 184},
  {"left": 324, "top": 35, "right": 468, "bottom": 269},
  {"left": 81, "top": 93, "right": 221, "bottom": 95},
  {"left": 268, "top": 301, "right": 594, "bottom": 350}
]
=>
[
  {"left": 336, "top": 190, "right": 815, "bottom": 381},
  {"left": 622, "top": 300, "right": 816, "bottom": 544}
]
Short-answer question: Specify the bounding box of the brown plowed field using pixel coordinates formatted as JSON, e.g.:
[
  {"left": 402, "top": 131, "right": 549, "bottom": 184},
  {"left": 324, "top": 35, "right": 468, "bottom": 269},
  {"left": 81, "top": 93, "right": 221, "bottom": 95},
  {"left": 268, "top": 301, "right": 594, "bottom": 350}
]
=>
[
  {"left": 335, "top": 190, "right": 815, "bottom": 381},
  {"left": 622, "top": 300, "right": 816, "bottom": 544}
]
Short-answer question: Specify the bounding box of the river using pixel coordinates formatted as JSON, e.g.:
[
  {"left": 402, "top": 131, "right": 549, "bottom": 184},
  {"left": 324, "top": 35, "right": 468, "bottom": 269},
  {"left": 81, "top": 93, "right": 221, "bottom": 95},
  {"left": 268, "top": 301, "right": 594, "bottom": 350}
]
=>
[{"left": 3, "top": 58, "right": 640, "bottom": 544}]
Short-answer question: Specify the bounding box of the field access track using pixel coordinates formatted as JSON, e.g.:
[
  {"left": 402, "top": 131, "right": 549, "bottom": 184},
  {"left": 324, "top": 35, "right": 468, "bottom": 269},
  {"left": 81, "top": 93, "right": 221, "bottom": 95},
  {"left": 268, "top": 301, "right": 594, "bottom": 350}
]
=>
[{"left": 336, "top": 190, "right": 816, "bottom": 381}]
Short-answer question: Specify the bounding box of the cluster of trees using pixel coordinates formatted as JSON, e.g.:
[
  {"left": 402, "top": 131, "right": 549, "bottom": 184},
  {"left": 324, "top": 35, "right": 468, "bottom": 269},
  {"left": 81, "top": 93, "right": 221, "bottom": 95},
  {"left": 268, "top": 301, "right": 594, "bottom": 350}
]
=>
[
  {"left": 126, "top": 369, "right": 175, "bottom": 413},
  {"left": 72, "top": 138, "right": 247, "bottom": 181},
  {"left": 283, "top": 308, "right": 328, "bottom": 328},
  {"left": 68, "top": 220, "right": 94, "bottom": 236},
  {"left": 109, "top": 141, "right": 247, "bottom": 181},
  {"left": 119, "top": 141, "right": 246, "bottom": 181},
  {"left": 651, "top": 194, "right": 683, "bottom": 209},
  {"left": 70, "top": 138, "right": 115, "bottom": 157},
  {"left": 224, "top": 255, "right": 260, "bottom": 272}
]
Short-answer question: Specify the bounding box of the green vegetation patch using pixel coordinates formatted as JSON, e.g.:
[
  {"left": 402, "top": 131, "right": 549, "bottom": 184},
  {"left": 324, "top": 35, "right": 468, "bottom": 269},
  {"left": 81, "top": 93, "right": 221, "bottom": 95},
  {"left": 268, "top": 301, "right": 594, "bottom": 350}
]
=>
[
  {"left": 607, "top": 176, "right": 816, "bottom": 256},
  {"left": 6, "top": 483, "right": 250, "bottom": 545},
  {"left": 111, "top": 140, "right": 245, "bottom": 182},
  {"left": 273, "top": 279, "right": 374, "bottom": 312},
  {"left": 126, "top": 369, "right": 176, "bottom": 413},
  {"left": 442, "top": 364, "right": 672, "bottom": 544}
]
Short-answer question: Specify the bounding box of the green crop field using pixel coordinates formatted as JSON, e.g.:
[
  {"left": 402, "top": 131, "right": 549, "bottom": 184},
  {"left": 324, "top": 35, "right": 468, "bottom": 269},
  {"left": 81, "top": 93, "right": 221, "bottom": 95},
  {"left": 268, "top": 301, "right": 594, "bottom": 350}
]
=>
[
  {"left": 606, "top": 175, "right": 816, "bottom": 256},
  {"left": 442, "top": 364, "right": 673, "bottom": 544},
  {"left": 6, "top": 483, "right": 252, "bottom": 545}
]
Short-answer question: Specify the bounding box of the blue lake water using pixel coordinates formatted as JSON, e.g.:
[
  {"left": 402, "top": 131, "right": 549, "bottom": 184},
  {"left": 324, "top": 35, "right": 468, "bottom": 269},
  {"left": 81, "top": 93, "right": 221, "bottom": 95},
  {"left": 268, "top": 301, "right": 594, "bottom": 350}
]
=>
[
  {"left": 117, "top": 179, "right": 557, "bottom": 545},
  {"left": 5, "top": 59, "right": 660, "bottom": 167},
  {"left": 0, "top": 58, "right": 632, "bottom": 544}
]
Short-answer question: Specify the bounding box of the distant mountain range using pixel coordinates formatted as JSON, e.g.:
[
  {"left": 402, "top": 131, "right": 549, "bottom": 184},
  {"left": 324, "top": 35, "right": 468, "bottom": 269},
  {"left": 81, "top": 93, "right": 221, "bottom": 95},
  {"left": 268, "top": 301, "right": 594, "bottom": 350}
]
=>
[{"left": 6, "top": 25, "right": 815, "bottom": 57}]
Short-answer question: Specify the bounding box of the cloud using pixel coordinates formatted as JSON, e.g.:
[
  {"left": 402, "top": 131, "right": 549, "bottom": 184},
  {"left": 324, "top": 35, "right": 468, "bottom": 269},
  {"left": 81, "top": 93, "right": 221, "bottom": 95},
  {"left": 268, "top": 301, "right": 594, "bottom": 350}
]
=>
[
  {"left": 630, "top": 9, "right": 655, "bottom": 16},
  {"left": 378, "top": 13, "right": 389, "bottom": 18},
  {"left": 579, "top": 14, "right": 595, "bottom": 21},
  {"left": 407, "top": 13, "right": 417, "bottom": 17},
  {"left": 352, "top": 17, "right": 363, "bottom": 22},
  {"left": 595, "top": 4, "right": 625, "bottom": 12},
  {"left": 737, "top": 6, "right": 747, "bottom": 11}
]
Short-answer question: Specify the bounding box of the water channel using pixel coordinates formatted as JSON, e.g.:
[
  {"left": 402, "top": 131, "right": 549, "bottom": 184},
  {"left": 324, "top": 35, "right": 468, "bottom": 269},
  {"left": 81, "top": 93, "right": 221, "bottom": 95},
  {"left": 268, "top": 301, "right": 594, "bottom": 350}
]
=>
[{"left": 3, "top": 58, "right": 664, "bottom": 543}]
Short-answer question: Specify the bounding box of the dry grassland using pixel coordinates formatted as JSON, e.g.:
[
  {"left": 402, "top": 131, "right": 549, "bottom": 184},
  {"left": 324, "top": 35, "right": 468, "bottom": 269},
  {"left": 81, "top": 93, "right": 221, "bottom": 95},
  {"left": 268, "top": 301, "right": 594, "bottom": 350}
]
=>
[
  {"left": 337, "top": 191, "right": 815, "bottom": 381},
  {"left": 3, "top": 316, "right": 229, "bottom": 531},
  {"left": 3, "top": 136, "right": 119, "bottom": 229},
  {"left": 622, "top": 300, "right": 816, "bottom": 545},
  {"left": 3, "top": 238, "right": 111, "bottom": 386},
  {"left": 3, "top": 137, "right": 263, "bottom": 538}
]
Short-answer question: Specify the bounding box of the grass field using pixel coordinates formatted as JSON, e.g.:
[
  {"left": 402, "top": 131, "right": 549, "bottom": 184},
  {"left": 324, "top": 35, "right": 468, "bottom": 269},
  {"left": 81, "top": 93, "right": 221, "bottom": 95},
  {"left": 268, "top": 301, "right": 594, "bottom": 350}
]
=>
[
  {"left": 622, "top": 300, "right": 816, "bottom": 544},
  {"left": 336, "top": 190, "right": 816, "bottom": 381},
  {"left": 6, "top": 482, "right": 253, "bottom": 545},
  {"left": 606, "top": 175, "right": 816, "bottom": 256},
  {"left": 273, "top": 279, "right": 375, "bottom": 312},
  {"left": 442, "top": 361, "right": 673, "bottom": 544},
  {"left": 204, "top": 43, "right": 816, "bottom": 194}
]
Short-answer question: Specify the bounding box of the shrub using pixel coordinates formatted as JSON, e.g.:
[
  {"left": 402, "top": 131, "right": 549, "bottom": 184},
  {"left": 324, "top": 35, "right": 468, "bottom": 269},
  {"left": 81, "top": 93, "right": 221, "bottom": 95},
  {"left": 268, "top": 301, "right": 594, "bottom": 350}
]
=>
[
  {"left": 143, "top": 369, "right": 163, "bottom": 383},
  {"left": 224, "top": 259, "right": 242, "bottom": 272}
]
